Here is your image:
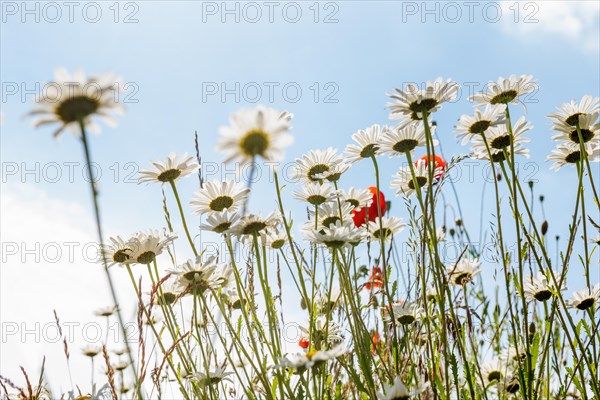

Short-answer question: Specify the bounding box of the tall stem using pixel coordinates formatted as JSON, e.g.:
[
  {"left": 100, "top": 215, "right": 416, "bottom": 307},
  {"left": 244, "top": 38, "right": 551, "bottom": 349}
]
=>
[
  {"left": 169, "top": 180, "right": 198, "bottom": 257},
  {"left": 78, "top": 119, "right": 141, "bottom": 399}
]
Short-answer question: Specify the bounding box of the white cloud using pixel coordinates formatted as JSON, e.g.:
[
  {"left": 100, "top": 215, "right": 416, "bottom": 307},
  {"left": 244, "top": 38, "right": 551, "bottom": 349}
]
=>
[{"left": 499, "top": 1, "right": 600, "bottom": 53}]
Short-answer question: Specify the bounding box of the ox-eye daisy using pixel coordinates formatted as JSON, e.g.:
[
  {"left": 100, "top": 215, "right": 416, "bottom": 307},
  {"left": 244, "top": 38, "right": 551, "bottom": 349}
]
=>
[
  {"left": 170, "top": 256, "right": 231, "bottom": 296},
  {"left": 309, "top": 202, "right": 354, "bottom": 229},
  {"left": 344, "top": 124, "right": 388, "bottom": 163},
  {"left": 99, "top": 235, "right": 132, "bottom": 267},
  {"left": 190, "top": 180, "right": 250, "bottom": 215},
  {"left": 380, "top": 123, "right": 437, "bottom": 156},
  {"left": 294, "top": 147, "right": 345, "bottom": 183},
  {"left": 381, "top": 301, "right": 424, "bottom": 325},
  {"left": 522, "top": 272, "right": 566, "bottom": 302},
  {"left": 294, "top": 182, "right": 335, "bottom": 206},
  {"left": 566, "top": 284, "right": 600, "bottom": 311},
  {"left": 126, "top": 230, "right": 177, "bottom": 265},
  {"left": 27, "top": 68, "right": 124, "bottom": 137},
  {"left": 200, "top": 210, "right": 240, "bottom": 234},
  {"left": 551, "top": 112, "right": 599, "bottom": 145},
  {"left": 278, "top": 345, "right": 347, "bottom": 372},
  {"left": 447, "top": 257, "right": 481, "bottom": 286},
  {"left": 455, "top": 104, "right": 506, "bottom": 144},
  {"left": 336, "top": 187, "right": 373, "bottom": 210},
  {"left": 471, "top": 116, "right": 532, "bottom": 162},
  {"left": 216, "top": 106, "right": 293, "bottom": 164},
  {"left": 547, "top": 142, "right": 600, "bottom": 171},
  {"left": 366, "top": 216, "right": 406, "bottom": 242},
  {"left": 469, "top": 74, "right": 537, "bottom": 106},
  {"left": 232, "top": 211, "right": 281, "bottom": 237},
  {"left": 390, "top": 159, "right": 442, "bottom": 197},
  {"left": 548, "top": 95, "right": 600, "bottom": 126},
  {"left": 138, "top": 153, "right": 198, "bottom": 184},
  {"left": 387, "top": 77, "right": 459, "bottom": 122},
  {"left": 377, "top": 377, "right": 428, "bottom": 400},
  {"left": 190, "top": 366, "right": 234, "bottom": 387},
  {"left": 303, "top": 220, "right": 366, "bottom": 248}
]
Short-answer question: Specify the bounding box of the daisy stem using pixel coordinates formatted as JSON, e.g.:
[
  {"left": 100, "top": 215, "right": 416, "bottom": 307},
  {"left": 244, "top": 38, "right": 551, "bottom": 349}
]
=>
[
  {"left": 169, "top": 180, "right": 198, "bottom": 257},
  {"left": 575, "top": 121, "right": 600, "bottom": 206},
  {"left": 77, "top": 119, "right": 141, "bottom": 399},
  {"left": 241, "top": 158, "right": 257, "bottom": 217}
]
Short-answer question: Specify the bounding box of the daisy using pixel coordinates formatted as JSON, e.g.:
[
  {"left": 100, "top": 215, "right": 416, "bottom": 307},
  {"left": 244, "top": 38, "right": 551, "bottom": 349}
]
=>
[
  {"left": 138, "top": 153, "right": 198, "bottom": 184},
  {"left": 471, "top": 116, "right": 532, "bottom": 162},
  {"left": 293, "top": 182, "right": 335, "bottom": 206},
  {"left": 344, "top": 124, "right": 388, "bottom": 163},
  {"left": 154, "top": 280, "right": 180, "bottom": 306},
  {"left": 27, "top": 68, "right": 124, "bottom": 138},
  {"left": 190, "top": 180, "right": 250, "bottom": 215},
  {"left": 498, "top": 376, "right": 521, "bottom": 395},
  {"left": 233, "top": 211, "right": 280, "bottom": 237},
  {"left": 366, "top": 216, "right": 406, "bottom": 242},
  {"left": 454, "top": 104, "right": 507, "bottom": 144},
  {"left": 447, "top": 257, "right": 481, "bottom": 286},
  {"left": 98, "top": 235, "right": 132, "bottom": 267},
  {"left": 380, "top": 123, "right": 437, "bottom": 156},
  {"left": 325, "top": 162, "right": 351, "bottom": 183},
  {"left": 469, "top": 74, "right": 537, "bottom": 106},
  {"left": 126, "top": 230, "right": 177, "bottom": 265},
  {"left": 216, "top": 106, "right": 293, "bottom": 164},
  {"left": 336, "top": 187, "right": 373, "bottom": 210},
  {"left": 387, "top": 77, "right": 459, "bottom": 122},
  {"left": 390, "top": 158, "right": 441, "bottom": 197},
  {"left": 522, "top": 272, "right": 566, "bottom": 302},
  {"left": 94, "top": 306, "right": 117, "bottom": 317},
  {"left": 170, "top": 256, "right": 231, "bottom": 296},
  {"left": 551, "top": 112, "right": 599, "bottom": 144},
  {"left": 499, "top": 345, "right": 527, "bottom": 367},
  {"left": 82, "top": 344, "right": 101, "bottom": 358},
  {"left": 547, "top": 142, "right": 600, "bottom": 171},
  {"left": 377, "top": 377, "right": 428, "bottom": 400},
  {"left": 298, "top": 316, "right": 344, "bottom": 348},
  {"left": 264, "top": 228, "right": 288, "bottom": 250},
  {"left": 310, "top": 202, "right": 354, "bottom": 229},
  {"left": 566, "top": 284, "right": 600, "bottom": 311},
  {"left": 314, "top": 287, "right": 341, "bottom": 315},
  {"left": 381, "top": 301, "right": 424, "bottom": 325},
  {"left": 278, "top": 345, "right": 347, "bottom": 372},
  {"left": 480, "top": 359, "right": 505, "bottom": 384},
  {"left": 190, "top": 367, "right": 234, "bottom": 387},
  {"left": 112, "top": 359, "right": 129, "bottom": 372},
  {"left": 303, "top": 220, "right": 366, "bottom": 249},
  {"left": 548, "top": 95, "right": 600, "bottom": 126},
  {"left": 293, "top": 147, "right": 345, "bottom": 183},
  {"left": 199, "top": 210, "right": 240, "bottom": 234}
]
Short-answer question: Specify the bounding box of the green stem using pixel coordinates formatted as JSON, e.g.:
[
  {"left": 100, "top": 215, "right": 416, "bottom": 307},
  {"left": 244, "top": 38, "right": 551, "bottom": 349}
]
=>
[{"left": 169, "top": 180, "right": 198, "bottom": 257}]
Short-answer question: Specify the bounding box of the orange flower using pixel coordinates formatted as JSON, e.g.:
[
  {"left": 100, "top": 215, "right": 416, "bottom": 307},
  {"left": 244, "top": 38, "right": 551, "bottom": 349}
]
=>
[
  {"left": 365, "top": 266, "right": 384, "bottom": 291},
  {"left": 298, "top": 337, "right": 310, "bottom": 349},
  {"left": 415, "top": 154, "right": 446, "bottom": 181}
]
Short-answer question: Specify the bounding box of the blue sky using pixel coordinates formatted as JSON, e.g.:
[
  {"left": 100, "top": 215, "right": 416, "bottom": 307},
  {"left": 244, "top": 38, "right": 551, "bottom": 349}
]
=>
[{"left": 1, "top": 0, "right": 599, "bottom": 393}]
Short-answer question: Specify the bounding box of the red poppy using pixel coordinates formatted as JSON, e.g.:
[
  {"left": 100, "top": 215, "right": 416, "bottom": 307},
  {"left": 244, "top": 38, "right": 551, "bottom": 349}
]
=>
[
  {"left": 415, "top": 154, "right": 446, "bottom": 181},
  {"left": 365, "top": 266, "right": 384, "bottom": 291},
  {"left": 352, "top": 186, "right": 386, "bottom": 227},
  {"left": 371, "top": 331, "right": 381, "bottom": 353},
  {"left": 298, "top": 337, "right": 309, "bottom": 349}
]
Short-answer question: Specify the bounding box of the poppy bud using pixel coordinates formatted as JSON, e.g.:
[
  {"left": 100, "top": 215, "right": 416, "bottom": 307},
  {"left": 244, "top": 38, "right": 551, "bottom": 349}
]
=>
[{"left": 541, "top": 220, "right": 548, "bottom": 235}]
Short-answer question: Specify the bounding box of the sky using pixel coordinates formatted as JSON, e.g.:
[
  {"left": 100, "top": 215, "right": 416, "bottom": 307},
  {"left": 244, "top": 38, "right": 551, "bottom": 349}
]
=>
[{"left": 1, "top": 0, "right": 599, "bottom": 395}]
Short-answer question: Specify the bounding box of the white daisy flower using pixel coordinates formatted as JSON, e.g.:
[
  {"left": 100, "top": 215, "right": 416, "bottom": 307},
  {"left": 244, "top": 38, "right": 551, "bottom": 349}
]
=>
[
  {"left": 199, "top": 209, "right": 240, "bottom": 234},
  {"left": 447, "top": 257, "right": 481, "bottom": 286},
  {"left": 264, "top": 228, "right": 289, "bottom": 250},
  {"left": 303, "top": 220, "right": 366, "bottom": 249},
  {"left": 469, "top": 74, "right": 537, "bottom": 106},
  {"left": 190, "top": 180, "right": 250, "bottom": 215},
  {"left": 590, "top": 234, "right": 600, "bottom": 246},
  {"left": 299, "top": 316, "right": 344, "bottom": 348},
  {"left": 98, "top": 235, "right": 132, "bottom": 267},
  {"left": 344, "top": 124, "right": 388, "bottom": 163},
  {"left": 480, "top": 359, "right": 505, "bottom": 384},
  {"left": 112, "top": 359, "right": 130, "bottom": 372},
  {"left": 387, "top": 77, "right": 459, "bottom": 122},
  {"left": 566, "top": 284, "right": 600, "bottom": 311},
  {"left": 27, "top": 68, "right": 124, "bottom": 138},
  {"left": 126, "top": 230, "right": 177, "bottom": 265},
  {"left": 377, "top": 376, "right": 428, "bottom": 400},
  {"left": 547, "top": 142, "right": 600, "bottom": 171},
  {"left": 232, "top": 211, "right": 281, "bottom": 237},
  {"left": 81, "top": 344, "right": 101, "bottom": 358},
  {"left": 293, "top": 182, "right": 336, "bottom": 206},
  {"left": 366, "top": 216, "right": 406, "bottom": 242},
  {"left": 138, "top": 153, "right": 198, "bottom": 184},
  {"left": 497, "top": 375, "right": 521, "bottom": 395},
  {"left": 551, "top": 112, "right": 599, "bottom": 145},
  {"left": 380, "top": 123, "right": 437, "bottom": 156},
  {"left": 314, "top": 287, "right": 342, "bottom": 314},
  {"left": 169, "top": 256, "right": 231, "bottom": 296},
  {"left": 189, "top": 366, "right": 234, "bottom": 387},
  {"left": 381, "top": 301, "right": 424, "bottom": 325},
  {"left": 153, "top": 279, "right": 181, "bottom": 306},
  {"left": 94, "top": 305, "right": 117, "bottom": 317},
  {"left": 278, "top": 345, "right": 347, "bottom": 372},
  {"left": 522, "top": 272, "right": 566, "bottom": 302},
  {"left": 335, "top": 187, "right": 373, "bottom": 210},
  {"left": 309, "top": 202, "right": 355, "bottom": 229},
  {"left": 293, "top": 147, "right": 345, "bottom": 183},
  {"left": 548, "top": 95, "right": 600, "bottom": 126},
  {"left": 325, "top": 162, "right": 351, "bottom": 183},
  {"left": 390, "top": 158, "right": 441, "bottom": 197},
  {"left": 216, "top": 106, "right": 293, "bottom": 164},
  {"left": 454, "top": 104, "right": 507, "bottom": 144},
  {"left": 471, "top": 116, "right": 532, "bottom": 162}
]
